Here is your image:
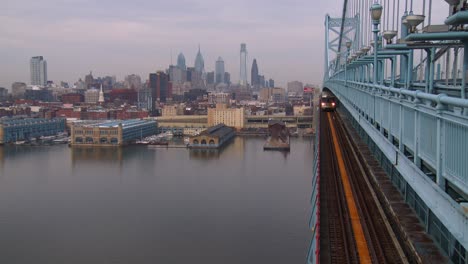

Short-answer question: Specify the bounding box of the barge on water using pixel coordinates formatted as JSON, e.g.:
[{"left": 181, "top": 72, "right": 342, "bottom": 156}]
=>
[{"left": 263, "top": 120, "right": 290, "bottom": 151}]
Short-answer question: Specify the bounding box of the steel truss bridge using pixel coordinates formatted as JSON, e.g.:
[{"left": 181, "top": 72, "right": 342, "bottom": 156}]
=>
[{"left": 308, "top": 0, "right": 468, "bottom": 263}]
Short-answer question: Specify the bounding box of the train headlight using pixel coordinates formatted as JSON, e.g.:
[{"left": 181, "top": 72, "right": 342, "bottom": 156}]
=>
[
  {"left": 332, "top": 102, "right": 335, "bottom": 106},
  {"left": 321, "top": 102, "right": 325, "bottom": 106}
]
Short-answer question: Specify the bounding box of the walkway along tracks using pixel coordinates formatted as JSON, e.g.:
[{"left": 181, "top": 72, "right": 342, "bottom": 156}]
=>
[{"left": 336, "top": 107, "right": 449, "bottom": 263}]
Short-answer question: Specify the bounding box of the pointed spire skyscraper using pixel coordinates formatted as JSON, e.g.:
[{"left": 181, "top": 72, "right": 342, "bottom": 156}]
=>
[{"left": 194, "top": 45, "right": 205, "bottom": 73}]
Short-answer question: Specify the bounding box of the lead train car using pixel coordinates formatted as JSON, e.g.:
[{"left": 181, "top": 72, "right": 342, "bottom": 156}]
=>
[{"left": 320, "top": 91, "right": 337, "bottom": 111}]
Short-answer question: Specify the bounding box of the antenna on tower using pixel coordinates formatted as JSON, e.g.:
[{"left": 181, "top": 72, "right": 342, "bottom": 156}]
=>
[{"left": 170, "top": 48, "right": 173, "bottom": 66}]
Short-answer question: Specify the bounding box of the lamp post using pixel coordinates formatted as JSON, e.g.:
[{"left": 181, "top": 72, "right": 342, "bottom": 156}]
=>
[
  {"left": 345, "top": 41, "right": 352, "bottom": 98},
  {"left": 370, "top": 2, "right": 383, "bottom": 86}
]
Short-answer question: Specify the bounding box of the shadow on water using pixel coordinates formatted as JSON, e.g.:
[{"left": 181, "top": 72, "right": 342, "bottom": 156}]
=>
[{"left": 188, "top": 147, "right": 225, "bottom": 160}]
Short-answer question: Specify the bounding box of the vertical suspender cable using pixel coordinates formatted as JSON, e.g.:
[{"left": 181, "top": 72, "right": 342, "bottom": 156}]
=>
[
  {"left": 428, "top": 0, "right": 432, "bottom": 25},
  {"left": 393, "top": 0, "right": 396, "bottom": 30},
  {"left": 397, "top": 0, "right": 400, "bottom": 34},
  {"left": 421, "top": 0, "right": 426, "bottom": 81},
  {"left": 386, "top": 0, "right": 390, "bottom": 31}
]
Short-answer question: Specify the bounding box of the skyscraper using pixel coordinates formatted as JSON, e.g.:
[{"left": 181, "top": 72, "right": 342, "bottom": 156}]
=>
[
  {"left": 215, "top": 57, "right": 225, "bottom": 84},
  {"left": 239, "top": 43, "right": 248, "bottom": 86},
  {"left": 268, "top": 79, "right": 275, "bottom": 88},
  {"left": 251, "top": 59, "right": 259, "bottom": 87},
  {"left": 149, "top": 71, "right": 170, "bottom": 110},
  {"left": 30, "top": 56, "right": 47, "bottom": 86},
  {"left": 224, "top": 72, "right": 231, "bottom": 85},
  {"left": 206, "top": 71, "right": 215, "bottom": 85},
  {"left": 124, "top": 74, "right": 142, "bottom": 90},
  {"left": 194, "top": 46, "right": 204, "bottom": 73},
  {"left": 177, "top": 53, "right": 186, "bottom": 70}
]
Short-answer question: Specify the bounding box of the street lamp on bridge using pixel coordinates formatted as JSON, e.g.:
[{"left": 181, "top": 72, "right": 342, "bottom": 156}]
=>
[
  {"left": 345, "top": 41, "right": 352, "bottom": 99},
  {"left": 345, "top": 41, "right": 352, "bottom": 89},
  {"left": 370, "top": 2, "right": 383, "bottom": 86}
]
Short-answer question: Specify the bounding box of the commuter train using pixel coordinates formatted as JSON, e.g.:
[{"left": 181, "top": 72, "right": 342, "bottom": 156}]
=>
[{"left": 320, "top": 91, "right": 337, "bottom": 111}]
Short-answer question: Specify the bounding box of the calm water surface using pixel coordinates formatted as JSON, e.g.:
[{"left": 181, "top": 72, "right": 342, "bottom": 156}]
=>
[{"left": 0, "top": 137, "right": 313, "bottom": 264}]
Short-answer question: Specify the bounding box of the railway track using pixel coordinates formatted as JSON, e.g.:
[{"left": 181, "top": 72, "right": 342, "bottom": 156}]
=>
[{"left": 320, "top": 111, "right": 410, "bottom": 263}]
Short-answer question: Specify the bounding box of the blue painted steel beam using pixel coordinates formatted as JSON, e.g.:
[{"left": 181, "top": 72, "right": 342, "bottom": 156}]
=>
[
  {"left": 406, "top": 32, "right": 468, "bottom": 41},
  {"left": 445, "top": 11, "right": 468, "bottom": 26}
]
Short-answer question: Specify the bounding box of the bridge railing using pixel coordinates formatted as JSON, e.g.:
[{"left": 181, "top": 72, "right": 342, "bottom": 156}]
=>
[
  {"left": 326, "top": 79, "right": 468, "bottom": 197},
  {"left": 307, "top": 104, "right": 320, "bottom": 264}
]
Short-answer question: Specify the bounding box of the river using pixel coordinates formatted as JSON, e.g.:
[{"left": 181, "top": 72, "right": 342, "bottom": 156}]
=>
[{"left": 0, "top": 137, "right": 313, "bottom": 263}]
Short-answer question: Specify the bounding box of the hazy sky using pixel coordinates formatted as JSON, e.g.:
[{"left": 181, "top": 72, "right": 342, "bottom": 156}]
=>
[{"left": 0, "top": 0, "right": 448, "bottom": 89}]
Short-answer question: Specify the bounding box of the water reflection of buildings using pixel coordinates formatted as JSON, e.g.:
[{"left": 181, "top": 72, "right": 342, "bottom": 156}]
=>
[
  {"left": 189, "top": 148, "right": 224, "bottom": 160},
  {"left": 0, "top": 145, "right": 46, "bottom": 163},
  {"left": 71, "top": 146, "right": 125, "bottom": 167}
]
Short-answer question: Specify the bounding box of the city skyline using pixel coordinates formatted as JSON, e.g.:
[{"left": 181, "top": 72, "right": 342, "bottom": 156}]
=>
[
  {"left": 0, "top": 0, "right": 343, "bottom": 90},
  {"left": 1, "top": 0, "right": 449, "bottom": 89}
]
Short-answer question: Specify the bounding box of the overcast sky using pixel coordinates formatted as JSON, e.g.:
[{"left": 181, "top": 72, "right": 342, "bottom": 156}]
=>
[{"left": 0, "top": 0, "right": 448, "bottom": 89}]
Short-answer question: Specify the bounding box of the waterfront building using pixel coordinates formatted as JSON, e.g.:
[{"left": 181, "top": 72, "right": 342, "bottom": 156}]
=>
[
  {"left": 215, "top": 57, "right": 225, "bottom": 84},
  {"left": 189, "top": 123, "right": 235, "bottom": 149},
  {"left": 177, "top": 53, "right": 186, "bottom": 71},
  {"left": 30, "top": 56, "right": 47, "bottom": 86},
  {"left": 207, "top": 103, "right": 245, "bottom": 129},
  {"left": 263, "top": 120, "right": 290, "bottom": 150},
  {"left": 251, "top": 59, "right": 259, "bottom": 88},
  {"left": 239, "top": 44, "right": 248, "bottom": 86},
  {"left": 71, "top": 119, "right": 157, "bottom": 146},
  {"left": 0, "top": 117, "right": 65, "bottom": 144}
]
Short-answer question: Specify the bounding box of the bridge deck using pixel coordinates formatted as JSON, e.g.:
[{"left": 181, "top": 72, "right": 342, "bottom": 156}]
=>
[{"left": 319, "top": 110, "right": 448, "bottom": 263}]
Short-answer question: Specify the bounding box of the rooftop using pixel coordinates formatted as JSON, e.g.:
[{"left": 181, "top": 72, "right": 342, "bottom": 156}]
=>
[
  {"left": 200, "top": 123, "right": 234, "bottom": 138},
  {"left": 0, "top": 117, "right": 64, "bottom": 127},
  {"left": 73, "top": 119, "right": 156, "bottom": 129}
]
